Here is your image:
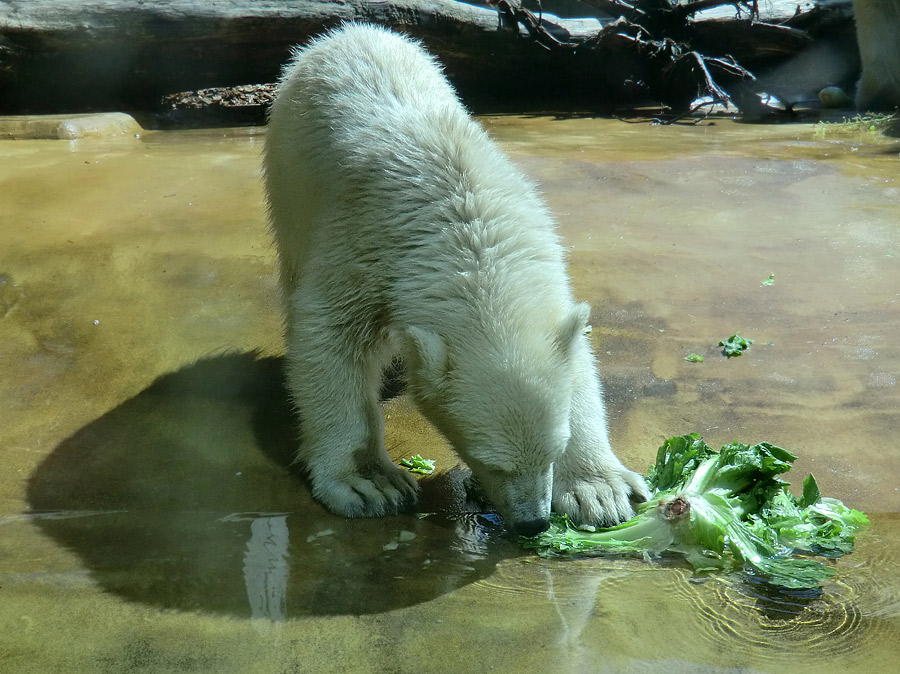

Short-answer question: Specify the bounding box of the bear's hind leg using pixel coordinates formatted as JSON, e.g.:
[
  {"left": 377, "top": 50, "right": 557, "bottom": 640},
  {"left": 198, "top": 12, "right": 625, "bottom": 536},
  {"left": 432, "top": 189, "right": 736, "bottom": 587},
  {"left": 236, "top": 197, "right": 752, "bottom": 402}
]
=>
[{"left": 284, "top": 291, "right": 419, "bottom": 517}]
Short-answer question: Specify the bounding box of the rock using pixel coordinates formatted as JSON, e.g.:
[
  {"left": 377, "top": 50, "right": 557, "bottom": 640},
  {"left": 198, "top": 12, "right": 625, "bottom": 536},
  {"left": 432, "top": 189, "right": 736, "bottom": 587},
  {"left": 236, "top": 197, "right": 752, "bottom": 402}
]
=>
[{"left": 0, "top": 112, "right": 143, "bottom": 140}]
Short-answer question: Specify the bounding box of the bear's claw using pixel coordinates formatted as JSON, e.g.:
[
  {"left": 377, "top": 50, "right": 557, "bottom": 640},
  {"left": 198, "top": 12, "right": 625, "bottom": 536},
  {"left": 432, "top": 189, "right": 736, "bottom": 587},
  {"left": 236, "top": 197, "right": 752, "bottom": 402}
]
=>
[
  {"left": 313, "top": 463, "right": 420, "bottom": 517},
  {"left": 552, "top": 467, "right": 651, "bottom": 528}
]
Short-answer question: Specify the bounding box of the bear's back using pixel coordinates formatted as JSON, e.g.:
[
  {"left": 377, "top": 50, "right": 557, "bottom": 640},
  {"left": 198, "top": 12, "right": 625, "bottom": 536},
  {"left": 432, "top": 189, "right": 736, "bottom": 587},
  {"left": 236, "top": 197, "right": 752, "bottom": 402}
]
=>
[
  {"left": 264, "top": 24, "right": 568, "bottom": 314},
  {"left": 285, "top": 24, "right": 455, "bottom": 114}
]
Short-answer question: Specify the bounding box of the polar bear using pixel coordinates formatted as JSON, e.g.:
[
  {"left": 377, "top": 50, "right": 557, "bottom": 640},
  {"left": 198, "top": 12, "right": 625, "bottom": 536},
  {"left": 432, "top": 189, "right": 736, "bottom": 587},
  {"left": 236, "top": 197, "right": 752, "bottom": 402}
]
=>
[
  {"left": 853, "top": 0, "right": 900, "bottom": 110},
  {"left": 262, "top": 24, "right": 649, "bottom": 536}
]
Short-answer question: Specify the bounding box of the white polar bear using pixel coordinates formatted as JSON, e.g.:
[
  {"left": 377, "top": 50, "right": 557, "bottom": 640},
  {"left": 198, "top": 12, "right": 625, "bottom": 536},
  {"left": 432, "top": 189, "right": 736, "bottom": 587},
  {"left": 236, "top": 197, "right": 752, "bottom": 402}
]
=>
[
  {"left": 853, "top": 0, "right": 900, "bottom": 110},
  {"left": 263, "top": 23, "right": 648, "bottom": 536}
]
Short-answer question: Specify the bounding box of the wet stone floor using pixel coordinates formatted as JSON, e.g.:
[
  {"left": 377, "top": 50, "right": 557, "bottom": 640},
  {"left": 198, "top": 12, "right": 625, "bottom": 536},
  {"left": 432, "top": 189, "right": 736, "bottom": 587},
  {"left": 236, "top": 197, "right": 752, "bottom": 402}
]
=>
[{"left": 1, "top": 116, "right": 898, "bottom": 673}]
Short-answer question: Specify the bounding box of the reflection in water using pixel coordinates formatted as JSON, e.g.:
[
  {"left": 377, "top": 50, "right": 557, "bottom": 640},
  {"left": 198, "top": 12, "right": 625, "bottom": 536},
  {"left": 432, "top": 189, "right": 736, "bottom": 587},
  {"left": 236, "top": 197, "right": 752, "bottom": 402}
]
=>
[
  {"left": 450, "top": 513, "right": 500, "bottom": 561},
  {"left": 473, "top": 516, "right": 900, "bottom": 671},
  {"left": 542, "top": 564, "right": 603, "bottom": 669},
  {"left": 239, "top": 514, "right": 290, "bottom": 622}
]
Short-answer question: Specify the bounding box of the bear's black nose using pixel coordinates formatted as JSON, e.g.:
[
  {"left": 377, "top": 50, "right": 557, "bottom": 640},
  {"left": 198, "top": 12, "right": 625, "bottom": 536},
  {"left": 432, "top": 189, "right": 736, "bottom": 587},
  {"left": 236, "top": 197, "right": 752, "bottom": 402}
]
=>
[{"left": 514, "top": 518, "right": 551, "bottom": 537}]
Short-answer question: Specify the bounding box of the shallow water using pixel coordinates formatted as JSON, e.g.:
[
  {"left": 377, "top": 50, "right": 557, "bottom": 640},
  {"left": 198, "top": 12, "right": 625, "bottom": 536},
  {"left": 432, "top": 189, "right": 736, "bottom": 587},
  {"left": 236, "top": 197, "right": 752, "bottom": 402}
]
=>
[{"left": 1, "top": 118, "right": 898, "bottom": 673}]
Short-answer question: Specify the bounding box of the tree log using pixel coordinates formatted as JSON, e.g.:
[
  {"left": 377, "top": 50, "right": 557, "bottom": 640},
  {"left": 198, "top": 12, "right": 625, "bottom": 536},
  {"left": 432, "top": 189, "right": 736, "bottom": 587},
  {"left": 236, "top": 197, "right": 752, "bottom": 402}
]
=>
[{"left": 0, "top": 0, "right": 857, "bottom": 118}]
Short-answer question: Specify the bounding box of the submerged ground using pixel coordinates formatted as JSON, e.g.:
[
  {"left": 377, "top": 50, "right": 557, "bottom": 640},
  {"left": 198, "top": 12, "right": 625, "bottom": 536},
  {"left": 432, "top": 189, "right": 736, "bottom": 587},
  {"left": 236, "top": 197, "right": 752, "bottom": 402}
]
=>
[{"left": 1, "top": 116, "right": 898, "bottom": 673}]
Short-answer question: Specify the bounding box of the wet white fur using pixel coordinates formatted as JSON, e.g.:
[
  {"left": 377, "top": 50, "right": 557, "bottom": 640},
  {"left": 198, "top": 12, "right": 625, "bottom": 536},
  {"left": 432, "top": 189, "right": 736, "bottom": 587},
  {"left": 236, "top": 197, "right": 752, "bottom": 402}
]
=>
[
  {"left": 263, "top": 24, "right": 648, "bottom": 531},
  {"left": 853, "top": 0, "right": 900, "bottom": 110}
]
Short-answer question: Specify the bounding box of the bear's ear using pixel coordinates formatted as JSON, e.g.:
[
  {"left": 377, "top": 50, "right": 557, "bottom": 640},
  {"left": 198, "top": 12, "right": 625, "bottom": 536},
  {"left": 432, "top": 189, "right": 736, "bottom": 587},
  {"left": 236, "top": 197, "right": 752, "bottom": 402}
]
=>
[
  {"left": 406, "top": 326, "right": 449, "bottom": 384},
  {"left": 557, "top": 302, "right": 591, "bottom": 355}
]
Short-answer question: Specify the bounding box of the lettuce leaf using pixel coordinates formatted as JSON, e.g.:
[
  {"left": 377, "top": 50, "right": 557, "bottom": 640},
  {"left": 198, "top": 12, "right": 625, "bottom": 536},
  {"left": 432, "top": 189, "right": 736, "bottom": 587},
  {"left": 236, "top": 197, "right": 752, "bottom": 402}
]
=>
[{"left": 522, "top": 434, "right": 869, "bottom": 589}]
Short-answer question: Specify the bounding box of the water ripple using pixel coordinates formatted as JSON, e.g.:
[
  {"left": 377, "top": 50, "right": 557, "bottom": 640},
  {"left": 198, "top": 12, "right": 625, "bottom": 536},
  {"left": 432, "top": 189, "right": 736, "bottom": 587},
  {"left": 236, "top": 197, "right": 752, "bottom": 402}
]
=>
[{"left": 679, "top": 517, "right": 900, "bottom": 662}]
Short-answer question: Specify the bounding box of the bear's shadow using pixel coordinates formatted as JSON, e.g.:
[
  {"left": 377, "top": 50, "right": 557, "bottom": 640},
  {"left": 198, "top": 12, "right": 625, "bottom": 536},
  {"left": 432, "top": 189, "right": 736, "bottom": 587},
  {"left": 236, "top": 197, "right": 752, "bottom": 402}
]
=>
[{"left": 26, "top": 352, "right": 517, "bottom": 619}]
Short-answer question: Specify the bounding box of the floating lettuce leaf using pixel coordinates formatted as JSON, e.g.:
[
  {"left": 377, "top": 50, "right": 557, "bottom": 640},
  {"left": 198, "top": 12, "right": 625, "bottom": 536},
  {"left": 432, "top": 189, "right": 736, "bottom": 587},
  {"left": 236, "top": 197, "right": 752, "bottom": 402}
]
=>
[
  {"left": 522, "top": 434, "right": 869, "bottom": 589},
  {"left": 719, "top": 333, "right": 754, "bottom": 357}
]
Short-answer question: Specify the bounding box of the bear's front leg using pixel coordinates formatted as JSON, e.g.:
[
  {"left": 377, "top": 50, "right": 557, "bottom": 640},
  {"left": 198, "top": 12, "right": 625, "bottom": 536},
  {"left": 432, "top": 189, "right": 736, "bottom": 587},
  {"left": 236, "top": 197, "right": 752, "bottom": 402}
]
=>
[
  {"left": 284, "top": 291, "right": 419, "bottom": 517},
  {"left": 552, "top": 337, "right": 650, "bottom": 527}
]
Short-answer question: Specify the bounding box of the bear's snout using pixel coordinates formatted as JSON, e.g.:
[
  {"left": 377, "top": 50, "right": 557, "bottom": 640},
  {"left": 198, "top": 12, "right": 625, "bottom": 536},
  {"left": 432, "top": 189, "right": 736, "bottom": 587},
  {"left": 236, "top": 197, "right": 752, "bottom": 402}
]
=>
[{"left": 512, "top": 518, "right": 551, "bottom": 537}]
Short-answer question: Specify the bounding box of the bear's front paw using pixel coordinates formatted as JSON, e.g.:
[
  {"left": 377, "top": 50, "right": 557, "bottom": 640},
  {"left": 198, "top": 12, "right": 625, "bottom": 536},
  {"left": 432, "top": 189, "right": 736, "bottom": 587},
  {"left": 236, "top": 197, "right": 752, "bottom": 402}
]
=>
[
  {"left": 311, "top": 461, "right": 420, "bottom": 518},
  {"left": 553, "top": 467, "right": 650, "bottom": 528}
]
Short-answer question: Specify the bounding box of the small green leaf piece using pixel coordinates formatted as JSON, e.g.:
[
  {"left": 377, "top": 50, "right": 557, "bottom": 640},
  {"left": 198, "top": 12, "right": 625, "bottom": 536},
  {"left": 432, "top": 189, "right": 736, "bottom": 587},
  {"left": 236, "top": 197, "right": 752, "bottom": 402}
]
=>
[
  {"left": 399, "top": 454, "right": 436, "bottom": 475},
  {"left": 719, "top": 333, "right": 754, "bottom": 357}
]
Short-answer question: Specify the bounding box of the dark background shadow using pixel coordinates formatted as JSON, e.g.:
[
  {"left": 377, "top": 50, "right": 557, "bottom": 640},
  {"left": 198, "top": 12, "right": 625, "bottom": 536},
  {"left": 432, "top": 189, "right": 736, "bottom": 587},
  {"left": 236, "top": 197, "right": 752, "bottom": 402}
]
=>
[{"left": 27, "top": 352, "right": 516, "bottom": 618}]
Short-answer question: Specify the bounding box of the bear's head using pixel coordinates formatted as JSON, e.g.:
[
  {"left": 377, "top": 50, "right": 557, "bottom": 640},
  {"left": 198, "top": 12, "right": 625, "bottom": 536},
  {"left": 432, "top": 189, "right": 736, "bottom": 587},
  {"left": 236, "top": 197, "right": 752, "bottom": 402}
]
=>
[{"left": 406, "top": 303, "right": 589, "bottom": 536}]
